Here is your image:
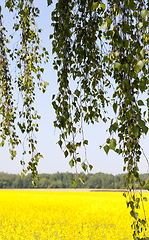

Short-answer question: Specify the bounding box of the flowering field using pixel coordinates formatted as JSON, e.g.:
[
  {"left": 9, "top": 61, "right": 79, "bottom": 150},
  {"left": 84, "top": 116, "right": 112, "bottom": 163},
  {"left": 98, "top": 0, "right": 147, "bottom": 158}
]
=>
[{"left": 0, "top": 190, "right": 149, "bottom": 239}]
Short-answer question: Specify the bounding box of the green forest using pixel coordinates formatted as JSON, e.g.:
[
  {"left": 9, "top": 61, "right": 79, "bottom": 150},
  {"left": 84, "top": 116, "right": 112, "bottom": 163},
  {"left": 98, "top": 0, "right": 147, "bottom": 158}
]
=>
[{"left": 0, "top": 172, "right": 148, "bottom": 189}]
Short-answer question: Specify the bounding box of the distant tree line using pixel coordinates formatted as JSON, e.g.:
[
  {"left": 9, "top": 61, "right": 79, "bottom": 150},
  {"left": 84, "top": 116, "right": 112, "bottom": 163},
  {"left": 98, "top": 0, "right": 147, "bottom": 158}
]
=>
[{"left": 0, "top": 172, "right": 148, "bottom": 189}]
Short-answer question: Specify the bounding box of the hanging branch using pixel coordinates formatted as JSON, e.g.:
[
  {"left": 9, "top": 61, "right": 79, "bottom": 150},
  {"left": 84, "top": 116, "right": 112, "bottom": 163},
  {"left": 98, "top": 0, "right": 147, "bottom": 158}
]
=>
[
  {"left": 0, "top": 0, "right": 49, "bottom": 184},
  {"left": 51, "top": 0, "right": 149, "bottom": 238}
]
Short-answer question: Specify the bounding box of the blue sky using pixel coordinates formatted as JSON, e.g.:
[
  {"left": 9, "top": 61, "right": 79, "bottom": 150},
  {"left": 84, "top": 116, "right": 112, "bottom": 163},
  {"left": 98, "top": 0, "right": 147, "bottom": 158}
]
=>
[{"left": 1, "top": 0, "right": 149, "bottom": 175}]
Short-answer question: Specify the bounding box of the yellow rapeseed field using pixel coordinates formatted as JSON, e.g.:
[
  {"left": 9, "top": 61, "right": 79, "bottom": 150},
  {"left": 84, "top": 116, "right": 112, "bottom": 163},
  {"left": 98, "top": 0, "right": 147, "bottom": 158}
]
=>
[{"left": 0, "top": 190, "right": 149, "bottom": 239}]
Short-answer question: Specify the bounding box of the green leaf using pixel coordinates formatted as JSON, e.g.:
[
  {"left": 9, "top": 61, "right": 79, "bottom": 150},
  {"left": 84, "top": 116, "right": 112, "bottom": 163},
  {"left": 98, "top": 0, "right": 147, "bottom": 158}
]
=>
[
  {"left": 123, "top": 23, "right": 130, "bottom": 34},
  {"left": 79, "top": 176, "right": 85, "bottom": 184},
  {"left": 146, "top": 98, "right": 149, "bottom": 107},
  {"left": 140, "top": 180, "right": 145, "bottom": 187},
  {"left": 93, "top": 2, "right": 98, "bottom": 11},
  {"left": 138, "top": 100, "right": 144, "bottom": 106},
  {"left": 123, "top": 63, "right": 129, "bottom": 72},
  {"left": 81, "top": 162, "right": 88, "bottom": 171},
  {"left": 130, "top": 211, "right": 138, "bottom": 220},
  {"left": 123, "top": 193, "right": 126, "bottom": 197},
  {"left": 49, "top": 34, "right": 53, "bottom": 39},
  {"left": 89, "top": 164, "right": 93, "bottom": 171},
  {"left": 138, "top": 22, "right": 143, "bottom": 29},
  {"left": 134, "top": 60, "right": 144, "bottom": 74},
  {"left": 52, "top": 94, "right": 55, "bottom": 100},
  {"left": 143, "top": 109, "right": 146, "bottom": 117},
  {"left": 9, "top": 149, "right": 17, "bottom": 159},
  {"left": 143, "top": 197, "right": 148, "bottom": 202},
  {"left": 44, "top": 81, "right": 49, "bottom": 88},
  {"left": 141, "top": 9, "right": 149, "bottom": 19},
  {"left": 109, "top": 122, "right": 118, "bottom": 134},
  {"left": 144, "top": 126, "right": 148, "bottom": 134},
  {"left": 146, "top": 181, "right": 149, "bottom": 191},
  {"left": 0, "top": 140, "right": 5, "bottom": 147},
  {"left": 124, "top": 40, "right": 129, "bottom": 48},
  {"left": 69, "top": 159, "right": 74, "bottom": 168},
  {"left": 132, "top": 126, "right": 140, "bottom": 138},
  {"left": 72, "top": 177, "right": 77, "bottom": 189},
  {"left": 138, "top": 120, "right": 148, "bottom": 134},
  {"left": 113, "top": 102, "right": 117, "bottom": 114},
  {"left": 109, "top": 138, "right": 116, "bottom": 151},
  {"left": 99, "top": 3, "right": 105, "bottom": 11},
  {"left": 129, "top": 183, "right": 133, "bottom": 190},
  {"left": 76, "top": 157, "right": 81, "bottom": 162},
  {"left": 74, "top": 89, "right": 80, "bottom": 97},
  {"left": 47, "top": 0, "right": 52, "bottom": 6},
  {"left": 114, "top": 62, "right": 122, "bottom": 72},
  {"left": 114, "top": 51, "right": 119, "bottom": 57},
  {"left": 106, "top": 18, "right": 112, "bottom": 27},
  {"left": 140, "top": 49, "right": 145, "bottom": 58},
  {"left": 17, "top": 63, "right": 21, "bottom": 69},
  {"left": 57, "top": 140, "right": 62, "bottom": 148},
  {"left": 64, "top": 150, "right": 68, "bottom": 158},
  {"left": 100, "top": 22, "right": 107, "bottom": 29},
  {"left": 103, "top": 145, "right": 109, "bottom": 155},
  {"left": 83, "top": 140, "right": 88, "bottom": 145}
]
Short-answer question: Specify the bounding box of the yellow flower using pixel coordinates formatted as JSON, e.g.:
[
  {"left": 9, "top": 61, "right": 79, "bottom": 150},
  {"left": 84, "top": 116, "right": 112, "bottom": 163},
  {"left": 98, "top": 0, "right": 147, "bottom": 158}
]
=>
[{"left": 0, "top": 190, "right": 148, "bottom": 239}]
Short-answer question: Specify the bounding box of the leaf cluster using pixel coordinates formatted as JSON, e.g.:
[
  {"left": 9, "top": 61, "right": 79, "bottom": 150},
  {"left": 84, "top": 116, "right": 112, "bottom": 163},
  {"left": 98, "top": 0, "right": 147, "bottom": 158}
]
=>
[{"left": 0, "top": 0, "right": 49, "bottom": 182}]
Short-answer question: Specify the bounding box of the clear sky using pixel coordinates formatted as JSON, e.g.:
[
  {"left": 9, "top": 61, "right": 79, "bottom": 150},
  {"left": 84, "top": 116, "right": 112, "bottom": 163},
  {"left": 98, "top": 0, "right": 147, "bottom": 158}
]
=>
[{"left": 1, "top": 0, "right": 149, "bottom": 175}]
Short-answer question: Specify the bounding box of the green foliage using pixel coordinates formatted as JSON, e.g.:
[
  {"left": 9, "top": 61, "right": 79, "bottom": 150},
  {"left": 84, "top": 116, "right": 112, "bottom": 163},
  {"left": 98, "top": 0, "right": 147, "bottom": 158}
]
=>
[
  {"left": 51, "top": 0, "right": 149, "bottom": 238},
  {"left": 1, "top": 0, "right": 149, "bottom": 238},
  {"left": 47, "top": 0, "right": 52, "bottom": 6},
  {"left": 0, "top": 171, "right": 138, "bottom": 189},
  {"left": 0, "top": 0, "right": 49, "bottom": 182}
]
